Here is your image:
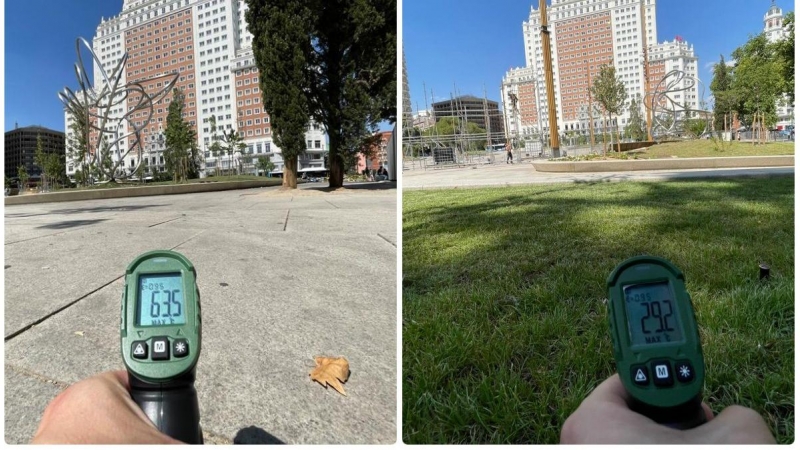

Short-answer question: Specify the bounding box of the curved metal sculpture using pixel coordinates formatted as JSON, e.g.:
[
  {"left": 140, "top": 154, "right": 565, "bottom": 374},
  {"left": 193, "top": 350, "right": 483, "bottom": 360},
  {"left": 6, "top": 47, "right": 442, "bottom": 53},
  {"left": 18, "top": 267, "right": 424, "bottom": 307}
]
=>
[
  {"left": 646, "top": 69, "right": 709, "bottom": 139},
  {"left": 58, "top": 37, "right": 179, "bottom": 182}
]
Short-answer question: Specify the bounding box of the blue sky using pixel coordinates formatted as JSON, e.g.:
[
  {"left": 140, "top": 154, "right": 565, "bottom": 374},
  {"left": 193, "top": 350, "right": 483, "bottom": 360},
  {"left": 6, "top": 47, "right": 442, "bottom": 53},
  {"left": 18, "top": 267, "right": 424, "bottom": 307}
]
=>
[
  {"left": 403, "top": 0, "right": 794, "bottom": 113},
  {"left": 5, "top": 0, "right": 123, "bottom": 132}
]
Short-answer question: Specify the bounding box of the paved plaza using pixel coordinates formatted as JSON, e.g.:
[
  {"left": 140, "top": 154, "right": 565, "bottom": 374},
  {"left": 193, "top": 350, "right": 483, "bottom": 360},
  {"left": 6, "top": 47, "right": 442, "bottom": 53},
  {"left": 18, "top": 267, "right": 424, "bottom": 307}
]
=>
[
  {"left": 4, "top": 182, "right": 397, "bottom": 444},
  {"left": 402, "top": 161, "right": 794, "bottom": 189}
]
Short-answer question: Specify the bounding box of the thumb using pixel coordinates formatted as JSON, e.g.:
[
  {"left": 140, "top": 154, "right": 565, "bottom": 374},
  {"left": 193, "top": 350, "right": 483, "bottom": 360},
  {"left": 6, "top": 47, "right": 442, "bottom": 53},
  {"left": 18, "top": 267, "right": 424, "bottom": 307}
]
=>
[{"left": 685, "top": 405, "right": 776, "bottom": 444}]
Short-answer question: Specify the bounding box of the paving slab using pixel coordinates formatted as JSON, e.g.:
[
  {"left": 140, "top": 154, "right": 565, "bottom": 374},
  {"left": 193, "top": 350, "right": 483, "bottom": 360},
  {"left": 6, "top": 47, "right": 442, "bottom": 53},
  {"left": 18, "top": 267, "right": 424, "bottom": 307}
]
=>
[
  {"left": 4, "top": 183, "right": 397, "bottom": 444},
  {"left": 5, "top": 366, "right": 66, "bottom": 444}
]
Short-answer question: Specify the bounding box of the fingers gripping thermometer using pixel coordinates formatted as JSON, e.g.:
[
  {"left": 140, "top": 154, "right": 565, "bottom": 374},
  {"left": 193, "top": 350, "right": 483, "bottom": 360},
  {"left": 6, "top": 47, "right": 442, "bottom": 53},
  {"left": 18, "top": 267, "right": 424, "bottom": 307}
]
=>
[
  {"left": 121, "top": 250, "right": 203, "bottom": 443},
  {"left": 607, "top": 256, "right": 706, "bottom": 429}
]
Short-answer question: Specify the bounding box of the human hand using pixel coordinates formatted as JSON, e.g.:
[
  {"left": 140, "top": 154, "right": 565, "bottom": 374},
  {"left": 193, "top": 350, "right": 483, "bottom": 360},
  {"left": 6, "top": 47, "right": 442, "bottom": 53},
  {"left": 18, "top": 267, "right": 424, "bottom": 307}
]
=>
[
  {"left": 32, "top": 370, "right": 183, "bottom": 444},
  {"left": 560, "top": 374, "right": 776, "bottom": 444}
]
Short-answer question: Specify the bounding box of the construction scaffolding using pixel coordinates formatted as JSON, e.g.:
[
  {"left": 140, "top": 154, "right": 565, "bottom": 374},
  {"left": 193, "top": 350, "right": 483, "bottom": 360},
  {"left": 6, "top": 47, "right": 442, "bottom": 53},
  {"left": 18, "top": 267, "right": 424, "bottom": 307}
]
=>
[{"left": 403, "top": 83, "right": 547, "bottom": 171}]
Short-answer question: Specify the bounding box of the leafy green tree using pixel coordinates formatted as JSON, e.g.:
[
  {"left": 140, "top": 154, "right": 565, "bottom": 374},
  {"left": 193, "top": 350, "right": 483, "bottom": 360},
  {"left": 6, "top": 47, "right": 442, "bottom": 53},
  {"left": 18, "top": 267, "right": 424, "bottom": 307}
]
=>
[
  {"left": 164, "top": 88, "right": 197, "bottom": 183},
  {"left": 246, "top": 0, "right": 396, "bottom": 189},
  {"left": 67, "top": 109, "right": 90, "bottom": 186},
  {"left": 624, "top": 97, "right": 646, "bottom": 142},
  {"left": 710, "top": 55, "right": 736, "bottom": 132},
  {"left": 730, "top": 34, "right": 782, "bottom": 127},
  {"left": 591, "top": 63, "right": 627, "bottom": 154},
  {"left": 207, "top": 115, "right": 224, "bottom": 177},
  {"left": 774, "top": 12, "right": 794, "bottom": 103},
  {"left": 683, "top": 118, "right": 707, "bottom": 138},
  {"left": 246, "top": 0, "right": 311, "bottom": 188},
  {"left": 34, "top": 134, "right": 48, "bottom": 191},
  {"left": 17, "top": 165, "right": 29, "bottom": 193},
  {"left": 221, "top": 129, "right": 247, "bottom": 175},
  {"left": 256, "top": 155, "right": 275, "bottom": 176},
  {"left": 422, "top": 117, "right": 487, "bottom": 152}
]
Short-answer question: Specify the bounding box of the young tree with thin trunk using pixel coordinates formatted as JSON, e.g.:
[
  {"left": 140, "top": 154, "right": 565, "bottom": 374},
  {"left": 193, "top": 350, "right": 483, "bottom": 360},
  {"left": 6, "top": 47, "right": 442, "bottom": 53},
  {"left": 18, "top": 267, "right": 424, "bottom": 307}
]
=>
[
  {"left": 17, "top": 165, "right": 29, "bottom": 194},
  {"left": 164, "top": 88, "right": 196, "bottom": 183},
  {"left": 591, "top": 63, "right": 627, "bottom": 155}
]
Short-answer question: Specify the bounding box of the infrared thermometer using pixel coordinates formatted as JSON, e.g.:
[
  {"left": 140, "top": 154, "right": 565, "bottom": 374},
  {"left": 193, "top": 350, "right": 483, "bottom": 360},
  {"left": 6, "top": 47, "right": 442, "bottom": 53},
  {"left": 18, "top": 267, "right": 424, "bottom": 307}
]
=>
[
  {"left": 121, "top": 250, "right": 203, "bottom": 443},
  {"left": 607, "top": 256, "right": 706, "bottom": 429}
]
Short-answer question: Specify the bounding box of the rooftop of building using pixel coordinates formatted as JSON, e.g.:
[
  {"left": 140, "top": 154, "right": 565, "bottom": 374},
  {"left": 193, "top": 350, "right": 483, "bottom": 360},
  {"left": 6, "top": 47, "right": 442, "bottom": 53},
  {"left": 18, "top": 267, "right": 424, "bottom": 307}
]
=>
[
  {"left": 432, "top": 95, "right": 500, "bottom": 106},
  {"left": 5, "top": 125, "right": 65, "bottom": 136}
]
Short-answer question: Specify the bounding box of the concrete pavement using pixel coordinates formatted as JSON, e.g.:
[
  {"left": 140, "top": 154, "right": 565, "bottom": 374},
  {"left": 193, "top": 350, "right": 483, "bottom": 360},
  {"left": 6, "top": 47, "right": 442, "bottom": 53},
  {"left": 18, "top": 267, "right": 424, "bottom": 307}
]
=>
[
  {"left": 402, "top": 162, "right": 794, "bottom": 189},
  {"left": 4, "top": 182, "right": 397, "bottom": 444}
]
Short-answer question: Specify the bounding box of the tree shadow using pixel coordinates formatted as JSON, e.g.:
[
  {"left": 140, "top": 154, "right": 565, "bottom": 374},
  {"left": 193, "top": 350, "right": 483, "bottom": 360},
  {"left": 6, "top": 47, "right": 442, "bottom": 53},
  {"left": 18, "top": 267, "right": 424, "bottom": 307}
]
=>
[
  {"left": 233, "top": 426, "right": 285, "bottom": 444},
  {"left": 36, "top": 219, "right": 109, "bottom": 230},
  {"left": 5, "top": 204, "right": 169, "bottom": 218},
  {"left": 304, "top": 181, "right": 397, "bottom": 192},
  {"left": 402, "top": 175, "right": 794, "bottom": 443}
]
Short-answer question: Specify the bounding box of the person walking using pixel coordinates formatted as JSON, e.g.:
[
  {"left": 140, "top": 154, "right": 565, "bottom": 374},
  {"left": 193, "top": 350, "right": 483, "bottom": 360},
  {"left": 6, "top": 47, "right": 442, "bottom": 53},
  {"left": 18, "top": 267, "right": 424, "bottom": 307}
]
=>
[{"left": 506, "top": 140, "right": 514, "bottom": 164}]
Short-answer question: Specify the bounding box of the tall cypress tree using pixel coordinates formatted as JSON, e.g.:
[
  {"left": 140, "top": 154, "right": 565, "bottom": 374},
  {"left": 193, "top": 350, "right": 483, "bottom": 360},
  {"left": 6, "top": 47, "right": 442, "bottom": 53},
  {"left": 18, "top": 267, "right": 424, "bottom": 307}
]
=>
[
  {"left": 246, "top": 0, "right": 396, "bottom": 189},
  {"left": 164, "top": 88, "right": 196, "bottom": 182},
  {"left": 246, "top": 0, "right": 312, "bottom": 189}
]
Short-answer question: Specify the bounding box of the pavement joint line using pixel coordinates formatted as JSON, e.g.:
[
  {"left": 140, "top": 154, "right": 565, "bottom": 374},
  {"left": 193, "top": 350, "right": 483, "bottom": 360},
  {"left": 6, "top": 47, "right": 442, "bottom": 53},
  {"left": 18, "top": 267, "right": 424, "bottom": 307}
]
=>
[
  {"left": 148, "top": 216, "right": 182, "bottom": 228},
  {"left": 169, "top": 230, "right": 206, "bottom": 251},
  {"left": 6, "top": 364, "right": 70, "bottom": 390},
  {"left": 4, "top": 231, "right": 205, "bottom": 341},
  {"left": 283, "top": 210, "right": 290, "bottom": 231},
  {"left": 377, "top": 233, "right": 396, "bottom": 248},
  {"left": 5, "top": 231, "right": 70, "bottom": 246},
  {"left": 324, "top": 199, "right": 340, "bottom": 209},
  {"left": 4, "top": 276, "right": 122, "bottom": 342}
]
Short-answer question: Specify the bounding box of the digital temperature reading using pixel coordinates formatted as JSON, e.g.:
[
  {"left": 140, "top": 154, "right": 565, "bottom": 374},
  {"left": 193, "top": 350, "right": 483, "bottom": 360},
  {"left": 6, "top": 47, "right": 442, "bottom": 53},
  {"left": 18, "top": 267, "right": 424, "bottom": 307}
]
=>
[
  {"left": 137, "top": 273, "right": 186, "bottom": 326},
  {"left": 624, "top": 282, "right": 684, "bottom": 346}
]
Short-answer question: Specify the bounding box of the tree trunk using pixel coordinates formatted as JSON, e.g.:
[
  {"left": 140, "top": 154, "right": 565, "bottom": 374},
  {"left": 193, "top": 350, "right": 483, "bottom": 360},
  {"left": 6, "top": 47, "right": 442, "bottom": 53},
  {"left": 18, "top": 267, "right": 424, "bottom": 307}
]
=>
[
  {"left": 328, "top": 134, "right": 344, "bottom": 189},
  {"left": 283, "top": 154, "right": 298, "bottom": 189},
  {"left": 616, "top": 116, "right": 622, "bottom": 153}
]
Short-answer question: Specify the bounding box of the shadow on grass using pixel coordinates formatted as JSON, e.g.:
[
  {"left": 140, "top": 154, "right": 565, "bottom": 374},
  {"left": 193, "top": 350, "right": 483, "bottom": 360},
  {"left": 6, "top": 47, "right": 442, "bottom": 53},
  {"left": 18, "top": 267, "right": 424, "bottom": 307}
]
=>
[{"left": 403, "top": 176, "right": 794, "bottom": 444}]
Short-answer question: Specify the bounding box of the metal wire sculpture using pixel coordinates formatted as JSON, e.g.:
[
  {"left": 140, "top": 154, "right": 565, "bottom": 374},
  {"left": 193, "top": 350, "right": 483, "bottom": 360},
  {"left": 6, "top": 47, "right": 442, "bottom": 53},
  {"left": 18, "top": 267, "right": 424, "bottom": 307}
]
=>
[
  {"left": 646, "top": 69, "right": 708, "bottom": 139},
  {"left": 58, "top": 37, "right": 179, "bottom": 182}
]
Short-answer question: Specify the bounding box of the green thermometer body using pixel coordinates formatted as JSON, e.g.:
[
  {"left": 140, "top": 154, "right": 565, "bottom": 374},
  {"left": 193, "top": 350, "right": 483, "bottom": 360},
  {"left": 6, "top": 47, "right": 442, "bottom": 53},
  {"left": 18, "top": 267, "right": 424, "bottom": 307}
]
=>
[
  {"left": 121, "top": 250, "right": 203, "bottom": 444},
  {"left": 607, "top": 256, "right": 705, "bottom": 429}
]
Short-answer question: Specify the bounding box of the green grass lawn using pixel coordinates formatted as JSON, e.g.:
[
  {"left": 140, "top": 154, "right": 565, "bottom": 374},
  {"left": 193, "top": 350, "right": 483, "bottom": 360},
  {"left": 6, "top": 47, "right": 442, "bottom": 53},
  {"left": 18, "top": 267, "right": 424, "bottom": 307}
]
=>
[
  {"left": 403, "top": 177, "right": 794, "bottom": 444},
  {"left": 556, "top": 140, "right": 795, "bottom": 162},
  {"left": 634, "top": 140, "right": 795, "bottom": 158}
]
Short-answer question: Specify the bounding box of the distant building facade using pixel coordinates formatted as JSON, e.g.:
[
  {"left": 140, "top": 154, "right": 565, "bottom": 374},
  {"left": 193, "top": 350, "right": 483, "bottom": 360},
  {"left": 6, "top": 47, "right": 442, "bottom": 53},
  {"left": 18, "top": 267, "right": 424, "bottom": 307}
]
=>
[
  {"left": 647, "top": 37, "right": 700, "bottom": 115},
  {"left": 412, "top": 110, "right": 435, "bottom": 132},
  {"left": 431, "top": 95, "right": 504, "bottom": 137},
  {"left": 355, "top": 130, "right": 393, "bottom": 174},
  {"left": 501, "top": 66, "right": 541, "bottom": 139},
  {"left": 5, "top": 125, "right": 65, "bottom": 180},
  {"left": 763, "top": 2, "right": 794, "bottom": 130},
  {"left": 65, "top": 0, "right": 327, "bottom": 181}
]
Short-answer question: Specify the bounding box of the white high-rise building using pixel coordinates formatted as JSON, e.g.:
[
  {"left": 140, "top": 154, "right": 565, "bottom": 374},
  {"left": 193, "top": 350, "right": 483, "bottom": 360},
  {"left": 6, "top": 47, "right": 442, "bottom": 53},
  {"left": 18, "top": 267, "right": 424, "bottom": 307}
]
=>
[
  {"left": 647, "top": 38, "right": 699, "bottom": 114},
  {"left": 520, "top": 0, "right": 660, "bottom": 135},
  {"left": 500, "top": 66, "right": 542, "bottom": 138},
  {"left": 763, "top": 1, "right": 793, "bottom": 129},
  {"left": 514, "top": 0, "right": 702, "bottom": 137},
  {"left": 65, "top": 0, "right": 327, "bottom": 181}
]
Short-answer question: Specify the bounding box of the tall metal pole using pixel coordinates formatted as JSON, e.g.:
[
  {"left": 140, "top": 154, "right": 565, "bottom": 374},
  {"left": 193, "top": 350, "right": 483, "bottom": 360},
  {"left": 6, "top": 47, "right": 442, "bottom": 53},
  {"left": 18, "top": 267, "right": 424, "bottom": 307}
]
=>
[
  {"left": 640, "top": 0, "right": 653, "bottom": 141},
  {"left": 586, "top": 62, "right": 595, "bottom": 152},
  {"left": 540, "top": 0, "right": 560, "bottom": 157}
]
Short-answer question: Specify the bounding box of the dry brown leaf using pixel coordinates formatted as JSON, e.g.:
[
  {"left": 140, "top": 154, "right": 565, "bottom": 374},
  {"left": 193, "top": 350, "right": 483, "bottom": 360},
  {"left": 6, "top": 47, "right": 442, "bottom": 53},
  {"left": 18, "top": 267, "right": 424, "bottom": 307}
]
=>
[
  {"left": 74, "top": 331, "right": 85, "bottom": 337},
  {"left": 309, "top": 356, "right": 350, "bottom": 396}
]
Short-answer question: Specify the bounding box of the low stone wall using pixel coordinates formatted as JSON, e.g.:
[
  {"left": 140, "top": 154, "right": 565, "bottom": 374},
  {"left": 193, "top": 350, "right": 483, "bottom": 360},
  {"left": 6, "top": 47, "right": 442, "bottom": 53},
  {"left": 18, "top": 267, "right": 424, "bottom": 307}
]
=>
[
  {"left": 533, "top": 155, "right": 795, "bottom": 173},
  {"left": 5, "top": 179, "right": 281, "bottom": 206}
]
